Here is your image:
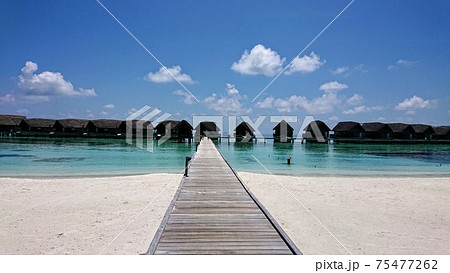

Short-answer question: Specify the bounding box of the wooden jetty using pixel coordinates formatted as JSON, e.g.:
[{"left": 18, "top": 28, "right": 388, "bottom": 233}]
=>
[{"left": 148, "top": 138, "right": 301, "bottom": 255}]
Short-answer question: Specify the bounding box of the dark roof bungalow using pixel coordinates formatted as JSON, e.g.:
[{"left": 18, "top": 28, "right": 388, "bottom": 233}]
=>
[
  {"left": 20, "top": 118, "right": 57, "bottom": 135},
  {"left": 88, "top": 119, "right": 123, "bottom": 136},
  {"left": 387, "top": 123, "right": 415, "bottom": 139},
  {"left": 411, "top": 124, "right": 435, "bottom": 140},
  {"left": 0, "top": 115, "right": 25, "bottom": 133},
  {"left": 234, "top": 122, "right": 255, "bottom": 142},
  {"left": 362, "top": 122, "right": 393, "bottom": 139},
  {"left": 124, "top": 120, "right": 153, "bottom": 137},
  {"left": 273, "top": 120, "right": 294, "bottom": 143},
  {"left": 303, "top": 120, "right": 330, "bottom": 142},
  {"left": 155, "top": 120, "right": 193, "bottom": 141},
  {"left": 195, "top": 121, "right": 220, "bottom": 140},
  {"left": 56, "top": 119, "right": 90, "bottom": 136},
  {"left": 332, "top": 122, "right": 364, "bottom": 139},
  {"left": 434, "top": 126, "right": 450, "bottom": 140}
]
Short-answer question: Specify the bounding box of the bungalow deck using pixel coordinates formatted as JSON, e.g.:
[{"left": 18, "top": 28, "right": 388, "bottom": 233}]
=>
[{"left": 147, "top": 137, "right": 300, "bottom": 255}]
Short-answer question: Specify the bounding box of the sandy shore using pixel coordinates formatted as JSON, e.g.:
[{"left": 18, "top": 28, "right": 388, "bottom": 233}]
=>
[
  {"left": 0, "top": 173, "right": 449, "bottom": 254},
  {"left": 0, "top": 174, "right": 181, "bottom": 254},
  {"left": 239, "top": 172, "right": 450, "bottom": 255}
]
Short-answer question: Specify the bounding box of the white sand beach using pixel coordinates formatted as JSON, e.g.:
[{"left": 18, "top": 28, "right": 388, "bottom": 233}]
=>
[
  {"left": 0, "top": 174, "right": 181, "bottom": 255},
  {"left": 0, "top": 173, "right": 449, "bottom": 255}
]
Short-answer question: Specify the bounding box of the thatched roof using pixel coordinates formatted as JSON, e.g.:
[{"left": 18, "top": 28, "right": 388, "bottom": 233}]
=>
[
  {"left": 362, "top": 122, "right": 390, "bottom": 132},
  {"left": 305, "top": 120, "right": 330, "bottom": 132},
  {"left": 156, "top": 120, "right": 179, "bottom": 128},
  {"left": 411, "top": 124, "right": 434, "bottom": 134},
  {"left": 127, "top": 120, "right": 153, "bottom": 129},
  {"left": 235, "top": 122, "right": 255, "bottom": 132},
  {"left": 0, "top": 114, "right": 26, "bottom": 126},
  {"left": 333, "top": 121, "right": 362, "bottom": 132},
  {"left": 273, "top": 120, "right": 294, "bottom": 131},
  {"left": 387, "top": 123, "right": 413, "bottom": 133},
  {"left": 57, "top": 119, "right": 89, "bottom": 129},
  {"left": 198, "top": 121, "right": 220, "bottom": 131},
  {"left": 434, "top": 126, "right": 450, "bottom": 136},
  {"left": 24, "top": 118, "right": 56, "bottom": 128},
  {"left": 89, "top": 119, "right": 122, "bottom": 129}
]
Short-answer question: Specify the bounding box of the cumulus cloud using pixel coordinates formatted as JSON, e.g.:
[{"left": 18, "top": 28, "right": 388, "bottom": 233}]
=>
[
  {"left": 328, "top": 115, "right": 339, "bottom": 121},
  {"left": 104, "top": 104, "right": 115, "bottom": 109},
  {"left": 0, "top": 94, "right": 15, "bottom": 104},
  {"left": 394, "top": 95, "right": 436, "bottom": 114},
  {"left": 203, "top": 84, "right": 251, "bottom": 115},
  {"left": 346, "top": 94, "right": 363, "bottom": 105},
  {"left": 146, "top": 65, "right": 194, "bottom": 83},
  {"left": 257, "top": 92, "right": 341, "bottom": 115},
  {"left": 332, "top": 66, "right": 349, "bottom": 75},
  {"left": 388, "top": 59, "right": 417, "bottom": 70},
  {"left": 255, "top": 97, "right": 275, "bottom": 109},
  {"left": 319, "top": 81, "right": 348, "bottom": 92},
  {"left": 100, "top": 111, "right": 108, "bottom": 115},
  {"left": 231, "top": 44, "right": 285, "bottom": 77},
  {"left": 174, "top": 90, "right": 195, "bottom": 105},
  {"left": 286, "top": 52, "right": 325, "bottom": 74},
  {"left": 17, "top": 61, "right": 96, "bottom": 101},
  {"left": 343, "top": 105, "right": 384, "bottom": 115}
]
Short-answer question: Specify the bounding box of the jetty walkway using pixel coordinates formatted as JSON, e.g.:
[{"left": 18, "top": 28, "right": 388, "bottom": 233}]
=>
[{"left": 147, "top": 138, "right": 300, "bottom": 254}]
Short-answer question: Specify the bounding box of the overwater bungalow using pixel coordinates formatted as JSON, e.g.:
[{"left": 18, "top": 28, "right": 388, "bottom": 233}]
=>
[
  {"left": 0, "top": 115, "right": 25, "bottom": 134},
  {"left": 332, "top": 122, "right": 364, "bottom": 139},
  {"left": 56, "top": 119, "right": 90, "bottom": 136},
  {"left": 273, "top": 120, "right": 294, "bottom": 143},
  {"left": 87, "top": 119, "right": 123, "bottom": 137},
  {"left": 125, "top": 120, "right": 153, "bottom": 137},
  {"left": 20, "top": 118, "right": 57, "bottom": 136},
  {"left": 234, "top": 122, "right": 255, "bottom": 142},
  {"left": 155, "top": 120, "right": 193, "bottom": 142},
  {"left": 434, "top": 126, "right": 450, "bottom": 140},
  {"left": 195, "top": 121, "right": 220, "bottom": 140},
  {"left": 361, "top": 122, "right": 393, "bottom": 139},
  {"left": 387, "top": 123, "right": 415, "bottom": 139},
  {"left": 302, "top": 120, "right": 330, "bottom": 142},
  {"left": 411, "top": 124, "right": 434, "bottom": 140}
]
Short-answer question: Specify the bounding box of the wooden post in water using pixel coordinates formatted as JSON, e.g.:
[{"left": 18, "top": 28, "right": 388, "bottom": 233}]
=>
[
  {"left": 184, "top": 156, "right": 191, "bottom": 176},
  {"left": 287, "top": 156, "right": 291, "bottom": 165}
]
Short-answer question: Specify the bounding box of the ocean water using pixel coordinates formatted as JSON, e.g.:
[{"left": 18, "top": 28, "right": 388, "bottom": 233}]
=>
[{"left": 0, "top": 137, "right": 449, "bottom": 177}]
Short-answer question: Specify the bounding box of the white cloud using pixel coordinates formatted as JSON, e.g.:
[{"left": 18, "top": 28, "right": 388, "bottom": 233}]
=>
[
  {"left": 377, "top": 117, "right": 386, "bottom": 121},
  {"left": 346, "top": 94, "right": 363, "bottom": 105},
  {"left": 343, "top": 105, "right": 384, "bottom": 114},
  {"left": 319, "top": 81, "right": 348, "bottom": 92},
  {"left": 285, "top": 52, "right": 325, "bottom": 74},
  {"left": 104, "top": 104, "right": 115, "bottom": 109},
  {"left": 146, "top": 65, "right": 194, "bottom": 83},
  {"left": 270, "top": 91, "right": 341, "bottom": 114},
  {"left": 255, "top": 97, "right": 275, "bottom": 109},
  {"left": 328, "top": 115, "right": 339, "bottom": 121},
  {"left": 173, "top": 90, "right": 194, "bottom": 105},
  {"left": 100, "top": 111, "right": 108, "bottom": 115},
  {"left": 16, "top": 109, "right": 29, "bottom": 115},
  {"left": 0, "top": 94, "right": 15, "bottom": 104},
  {"left": 126, "top": 108, "right": 137, "bottom": 116},
  {"left": 388, "top": 59, "right": 416, "bottom": 70},
  {"left": 203, "top": 84, "right": 251, "bottom": 115},
  {"left": 231, "top": 44, "right": 285, "bottom": 76},
  {"left": 17, "top": 61, "right": 96, "bottom": 100},
  {"left": 332, "top": 66, "right": 349, "bottom": 75},
  {"left": 394, "top": 95, "right": 436, "bottom": 114}
]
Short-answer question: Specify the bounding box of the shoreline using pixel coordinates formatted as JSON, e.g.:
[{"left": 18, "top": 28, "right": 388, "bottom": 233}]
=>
[
  {"left": 1, "top": 173, "right": 449, "bottom": 254},
  {"left": 1, "top": 171, "right": 448, "bottom": 179}
]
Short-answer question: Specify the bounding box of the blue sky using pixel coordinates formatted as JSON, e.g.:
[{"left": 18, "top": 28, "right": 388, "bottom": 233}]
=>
[{"left": 1, "top": 0, "right": 449, "bottom": 134}]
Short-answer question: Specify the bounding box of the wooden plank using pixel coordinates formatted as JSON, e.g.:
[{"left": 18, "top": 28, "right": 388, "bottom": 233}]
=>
[{"left": 147, "top": 137, "right": 301, "bottom": 255}]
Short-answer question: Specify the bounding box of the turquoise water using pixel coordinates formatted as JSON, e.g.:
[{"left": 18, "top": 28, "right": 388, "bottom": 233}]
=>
[{"left": 0, "top": 137, "right": 449, "bottom": 177}]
